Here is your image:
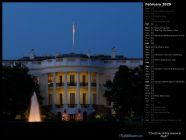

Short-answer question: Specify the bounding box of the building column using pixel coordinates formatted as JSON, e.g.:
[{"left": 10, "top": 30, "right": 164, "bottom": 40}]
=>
[
  {"left": 52, "top": 72, "right": 57, "bottom": 107},
  {"left": 64, "top": 72, "right": 68, "bottom": 109},
  {"left": 45, "top": 74, "right": 49, "bottom": 105},
  {"left": 76, "top": 72, "right": 80, "bottom": 108},
  {"left": 88, "top": 72, "right": 91, "bottom": 105},
  {"left": 96, "top": 72, "right": 99, "bottom": 105}
]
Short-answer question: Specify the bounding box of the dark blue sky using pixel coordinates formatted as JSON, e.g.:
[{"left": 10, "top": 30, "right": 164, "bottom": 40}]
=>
[{"left": 3, "top": 2, "right": 143, "bottom": 59}]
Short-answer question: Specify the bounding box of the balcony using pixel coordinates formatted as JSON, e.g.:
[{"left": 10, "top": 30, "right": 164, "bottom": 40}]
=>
[
  {"left": 67, "top": 82, "right": 77, "bottom": 86},
  {"left": 56, "top": 104, "right": 64, "bottom": 108},
  {"left": 53, "top": 104, "right": 90, "bottom": 108},
  {"left": 80, "top": 82, "right": 88, "bottom": 87},
  {"left": 56, "top": 82, "right": 64, "bottom": 87},
  {"left": 80, "top": 104, "right": 89, "bottom": 108},
  {"left": 67, "top": 104, "right": 77, "bottom": 108}
]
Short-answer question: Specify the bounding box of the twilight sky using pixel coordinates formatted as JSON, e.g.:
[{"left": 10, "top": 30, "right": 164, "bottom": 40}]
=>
[{"left": 3, "top": 2, "right": 143, "bottom": 59}]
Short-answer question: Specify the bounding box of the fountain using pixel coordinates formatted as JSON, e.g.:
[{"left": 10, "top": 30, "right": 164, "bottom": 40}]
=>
[{"left": 28, "top": 92, "right": 41, "bottom": 122}]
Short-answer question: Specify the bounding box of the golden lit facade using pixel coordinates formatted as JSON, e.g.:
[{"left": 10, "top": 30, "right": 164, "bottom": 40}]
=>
[{"left": 46, "top": 72, "right": 98, "bottom": 107}]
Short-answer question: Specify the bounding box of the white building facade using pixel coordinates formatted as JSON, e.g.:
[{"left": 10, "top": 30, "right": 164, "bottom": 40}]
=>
[{"left": 3, "top": 50, "right": 143, "bottom": 118}]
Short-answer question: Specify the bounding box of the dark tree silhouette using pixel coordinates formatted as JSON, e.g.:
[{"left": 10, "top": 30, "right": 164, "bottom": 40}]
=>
[
  {"left": 104, "top": 65, "right": 143, "bottom": 118},
  {"left": 2, "top": 64, "right": 42, "bottom": 121}
]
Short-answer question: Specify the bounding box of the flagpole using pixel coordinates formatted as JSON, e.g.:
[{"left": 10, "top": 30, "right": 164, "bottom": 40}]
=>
[{"left": 73, "top": 23, "right": 75, "bottom": 48}]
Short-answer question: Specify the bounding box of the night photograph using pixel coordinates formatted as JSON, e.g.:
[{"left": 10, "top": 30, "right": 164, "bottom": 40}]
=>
[{"left": 2, "top": 2, "right": 143, "bottom": 138}]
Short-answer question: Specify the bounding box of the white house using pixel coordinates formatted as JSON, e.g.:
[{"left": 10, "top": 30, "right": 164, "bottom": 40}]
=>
[{"left": 3, "top": 49, "right": 143, "bottom": 120}]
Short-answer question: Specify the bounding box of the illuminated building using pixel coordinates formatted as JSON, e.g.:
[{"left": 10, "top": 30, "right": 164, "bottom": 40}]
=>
[{"left": 3, "top": 48, "right": 142, "bottom": 119}]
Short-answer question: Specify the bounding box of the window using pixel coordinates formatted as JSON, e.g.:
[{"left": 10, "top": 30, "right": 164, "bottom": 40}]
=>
[
  {"left": 82, "top": 75, "right": 86, "bottom": 83},
  {"left": 47, "top": 59, "right": 52, "bottom": 63},
  {"left": 56, "top": 58, "right": 63, "bottom": 62},
  {"left": 59, "top": 76, "right": 62, "bottom": 83},
  {"left": 59, "top": 94, "right": 63, "bottom": 105},
  {"left": 70, "top": 93, "right": 75, "bottom": 105},
  {"left": 32, "top": 61, "right": 41, "bottom": 64},
  {"left": 67, "top": 58, "right": 75, "bottom": 61},
  {"left": 70, "top": 75, "right": 75, "bottom": 83},
  {"left": 83, "top": 93, "right": 86, "bottom": 104},
  {"left": 92, "top": 75, "right": 96, "bottom": 83},
  {"left": 48, "top": 75, "right": 52, "bottom": 83}
]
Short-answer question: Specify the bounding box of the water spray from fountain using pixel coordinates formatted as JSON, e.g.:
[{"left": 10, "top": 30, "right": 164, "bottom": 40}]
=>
[{"left": 28, "top": 92, "right": 41, "bottom": 122}]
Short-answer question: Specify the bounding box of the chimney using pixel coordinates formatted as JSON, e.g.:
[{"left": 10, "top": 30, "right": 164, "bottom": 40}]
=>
[
  {"left": 86, "top": 49, "right": 91, "bottom": 58},
  {"left": 111, "top": 47, "right": 116, "bottom": 59},
  {"left": 29, "top": 49, "right": 35, "bottom": 60}
]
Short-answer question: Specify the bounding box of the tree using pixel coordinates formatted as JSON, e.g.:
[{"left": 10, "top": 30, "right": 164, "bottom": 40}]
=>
[
  {"left": 104, "top": 65, "right": 143, "bottom": 118},
  {"left": 2, "top": 64, "right": 42, "bottom": 121}
]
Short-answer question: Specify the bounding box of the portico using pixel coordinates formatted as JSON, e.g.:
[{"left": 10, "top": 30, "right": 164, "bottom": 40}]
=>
[{"left": 47, "top": 71, "right": 99, "bottom": 111}]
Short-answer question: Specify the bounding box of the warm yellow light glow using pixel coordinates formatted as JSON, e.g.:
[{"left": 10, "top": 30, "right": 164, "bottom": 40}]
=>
[
  {"left": 62, "top": 113, "right": 70, "bottom": 121},
  {"left": 28, "top": 92, "right": 41, "bottom": 122},
  {"left": 75, "top": 113, "right": 82, "bottom": 121}
]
